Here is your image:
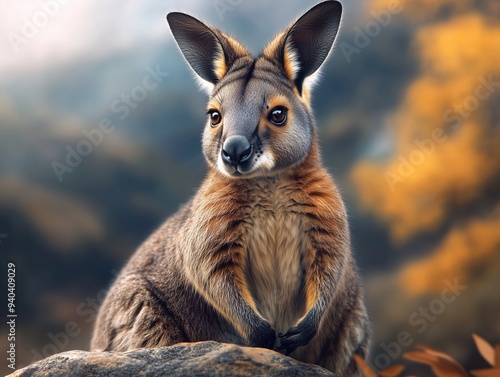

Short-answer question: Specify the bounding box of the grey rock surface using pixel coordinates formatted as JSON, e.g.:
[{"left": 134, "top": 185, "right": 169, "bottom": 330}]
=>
[{"left": 8, "top": 341, "right": 337, "bottom": 377}]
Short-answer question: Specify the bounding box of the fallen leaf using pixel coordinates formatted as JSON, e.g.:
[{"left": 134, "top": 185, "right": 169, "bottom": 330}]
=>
[
  {"left": 404, "top": 351, "right": 440, "bottom": 365},
  {"left": 354, "top": 354, "right": 377, "bottom": 377},
  {"left": 416, "top": 344, "right": 465, "bottom": 368},
  {"left": 470, "top": 369, "right": 500, "bottom": 377},
  {"left": 472, "top": 334, "right": 495, "bottom": 367},
  {"left": 404, "top": 350, "right": 469, "bottom": 377}
]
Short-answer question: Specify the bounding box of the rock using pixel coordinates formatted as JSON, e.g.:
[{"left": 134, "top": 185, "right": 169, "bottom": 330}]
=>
[{"left": 8, "top": 341, "right": 337, "bottom": 377}]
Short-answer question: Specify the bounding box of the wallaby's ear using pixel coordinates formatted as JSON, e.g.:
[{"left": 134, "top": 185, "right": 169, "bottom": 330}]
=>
[
  {"left": 264, "top": 1, "right": 342, "bottom": 95},
  {"left": 167, "top": 12, "right": 249, "bottom": 93}
]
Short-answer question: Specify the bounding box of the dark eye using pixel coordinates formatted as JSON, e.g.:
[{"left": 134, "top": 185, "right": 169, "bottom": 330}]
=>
[
  {"left": 268, "top": 106, "right": 288, "bottom": 126},
  {"left": 208, "top": 110, "right": 222, "bottom": 127}
]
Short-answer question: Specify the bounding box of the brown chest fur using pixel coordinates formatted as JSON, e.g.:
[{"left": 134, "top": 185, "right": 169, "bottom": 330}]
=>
[
  {"left": 242, "top": 179, "right": 308, "bottom": 333},
  {"left": 192, "top": 162, "right": 348, "bottom": 329}
]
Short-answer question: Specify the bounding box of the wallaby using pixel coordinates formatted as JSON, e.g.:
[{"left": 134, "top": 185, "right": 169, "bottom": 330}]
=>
[{"left": 91, "top": 1, "right": 370, "bottom": 375}]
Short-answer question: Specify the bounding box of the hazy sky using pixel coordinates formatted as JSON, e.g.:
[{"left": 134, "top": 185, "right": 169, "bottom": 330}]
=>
[
  {"left": 0, "top": 0, "right": 178, "bottom": 72},
  {"left": 0, "top": 0, "right": 364, "bottom": 74}
]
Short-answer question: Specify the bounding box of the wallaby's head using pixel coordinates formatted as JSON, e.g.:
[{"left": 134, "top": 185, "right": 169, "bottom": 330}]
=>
[{"left": 167, "top": 1, "right": 342, "bottom": 179}]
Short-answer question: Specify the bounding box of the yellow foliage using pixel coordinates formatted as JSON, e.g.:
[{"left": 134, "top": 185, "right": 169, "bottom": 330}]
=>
[
  {"left": 399, "top": 207, "right": 500, "bottom": 294},
  {"left": 352, "top": 3, "right": 500, "bottom": 294},
  {"left": 417, "top": 14, "right": 500, "bottom": 78},
  {"left": 352, "top": 13, "right": 500, "bottom": 242}
]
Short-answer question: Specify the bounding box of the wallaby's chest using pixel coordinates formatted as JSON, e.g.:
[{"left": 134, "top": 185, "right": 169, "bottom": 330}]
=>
[{"left": 243, "top": 188, "right": 307, "bottom": 333}]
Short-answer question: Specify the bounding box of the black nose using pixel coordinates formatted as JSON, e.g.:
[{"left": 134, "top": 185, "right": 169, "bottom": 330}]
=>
[{"left": 222, "top": 136, "right": 253, "bottom": 168}]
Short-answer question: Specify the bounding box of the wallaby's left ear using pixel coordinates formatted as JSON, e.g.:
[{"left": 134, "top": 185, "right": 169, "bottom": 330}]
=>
[{"left": 264, "top": 1, "right": 342, "bottom": 95}]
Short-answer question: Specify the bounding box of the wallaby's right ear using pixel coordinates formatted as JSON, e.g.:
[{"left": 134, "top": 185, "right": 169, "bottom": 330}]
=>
[
  {"left": 263, "top": 1, "right": 343, "bottom": 97},
  {"left": 167, "top": 12, "right": 249, "bottom": 93}
]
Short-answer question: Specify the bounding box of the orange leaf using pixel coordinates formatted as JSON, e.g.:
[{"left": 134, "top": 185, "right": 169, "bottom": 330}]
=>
[
  {"left": 354, "top": 354, "right": 377, "bottom": 377},
  {"left": 472, "top": 334, "right": 495, "bottom": 367},
  {"left": 404, "top": 351, "right": 440, "bottom": 365},
  {"left": 415, "top": 344, "right": 467, "bottom": 371},
  {"left": 379, "top": 364, "right": 405, "bottom": 377},
  {"left": 404, "top": 350, "right": 469, "bottom": 377},
  {"left": 470, "top": 369, "right": 500, "bottom": 377}
]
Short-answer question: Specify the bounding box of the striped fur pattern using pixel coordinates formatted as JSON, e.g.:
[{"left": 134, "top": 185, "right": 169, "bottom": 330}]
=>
[{"left": 91, "top": 2, "right": 370, "bottom": 375}]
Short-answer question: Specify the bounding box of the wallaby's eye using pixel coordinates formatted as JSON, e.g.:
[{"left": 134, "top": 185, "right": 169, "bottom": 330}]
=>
[
  {"left": 208, "top": 110, "right": 222, "bottom": 127},
  {"left": 268, "top": 106, "right": 288, "bottom": 126}
]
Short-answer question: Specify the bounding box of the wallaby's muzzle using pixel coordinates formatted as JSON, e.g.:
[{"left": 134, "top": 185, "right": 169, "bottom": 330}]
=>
[{"left": 222, "top": 135, "right": 253, "bottom": 169}]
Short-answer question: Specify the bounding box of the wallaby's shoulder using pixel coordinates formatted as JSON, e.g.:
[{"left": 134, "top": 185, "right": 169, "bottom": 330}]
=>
[{"left": 122, "top": 200, "right": 194, "bottom": 272}]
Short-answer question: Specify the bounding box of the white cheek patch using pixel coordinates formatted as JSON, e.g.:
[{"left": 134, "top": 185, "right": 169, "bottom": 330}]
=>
[
  {"left": 215, "top": 149, "right": 275, "bottom": 177},
  {"left": 255, "top": 151, "right": 275, "bottom": 171},
  {"left": 216, "top": 154, "right": 225, "bottom": 173}
]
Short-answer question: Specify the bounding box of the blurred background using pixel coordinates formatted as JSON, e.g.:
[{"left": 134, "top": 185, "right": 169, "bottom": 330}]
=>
[{"left": 1, "top": 0, "right": 499, "bottom": 375}]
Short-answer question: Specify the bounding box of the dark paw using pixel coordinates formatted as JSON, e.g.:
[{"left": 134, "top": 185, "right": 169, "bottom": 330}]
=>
[
  {"left": 277, "top": 314, "right": 318, "bottom": 355},
  {"left": 248, "top": 320, "right": 276, "bottom": 349}
]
